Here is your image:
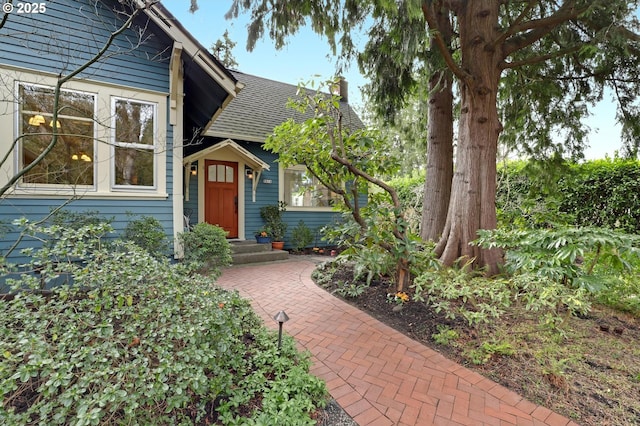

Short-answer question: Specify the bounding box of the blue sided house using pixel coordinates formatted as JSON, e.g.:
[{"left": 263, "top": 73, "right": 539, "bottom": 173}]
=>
[
  {"left": 0, "top": 0, "right": 363, "bottom": 267},
  {"left": 183, "top": 70, "right": 363, "bottom": 245}
]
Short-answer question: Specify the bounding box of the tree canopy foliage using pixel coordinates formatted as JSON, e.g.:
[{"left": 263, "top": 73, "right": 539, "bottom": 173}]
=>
[{"left": 194, "top": 0, "right": 640, "bottom": 273}]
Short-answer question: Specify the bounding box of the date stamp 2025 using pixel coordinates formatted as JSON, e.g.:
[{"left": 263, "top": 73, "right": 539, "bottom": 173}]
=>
[{"left": 2, "top": 2, "right": 48, "bottom": 14}]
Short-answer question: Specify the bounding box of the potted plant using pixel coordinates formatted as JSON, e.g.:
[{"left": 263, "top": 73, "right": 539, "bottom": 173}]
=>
[
  {"left": 260, "top": 202, "right": 287, "bottom": 250},
  {"left": 255, "top": 228, "right": 271, "bottom": 244}
]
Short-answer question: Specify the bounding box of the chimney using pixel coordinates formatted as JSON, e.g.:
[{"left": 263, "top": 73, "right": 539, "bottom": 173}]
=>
[
  {"left": 338, "top": 77, "right": 348, "bottom": 103},
  {"left": 331, "top": 77, "right": 349, "bottom": 103}
]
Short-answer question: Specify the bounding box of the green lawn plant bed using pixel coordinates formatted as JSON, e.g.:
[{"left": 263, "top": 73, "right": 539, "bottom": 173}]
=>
[{"left": 1, "top": 224, "right": 326, "bottom": 426}]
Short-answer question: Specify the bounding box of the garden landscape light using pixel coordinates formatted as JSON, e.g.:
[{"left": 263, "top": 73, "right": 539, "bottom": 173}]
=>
[{"left": 273, "top": 310, "right": 289, "bottom": 350}]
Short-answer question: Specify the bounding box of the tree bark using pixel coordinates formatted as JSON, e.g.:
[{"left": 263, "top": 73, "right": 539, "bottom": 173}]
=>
[
  {"left": 434, "top": 0, "right": 503, "bottom": 275},
  {"left": 421, "top": 69, "right": 454, "bottom": 242},
  {"left": 421, "top": 4, "right": 454, "bottom": 243}
]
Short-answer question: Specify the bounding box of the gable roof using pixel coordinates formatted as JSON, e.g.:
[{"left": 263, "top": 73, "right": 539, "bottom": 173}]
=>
[
  {"left": 143, "top": 2, "right": 242, "bottom": 135},
  {"left": 204, "top": 70, "right": 364, "bottom": 142}
]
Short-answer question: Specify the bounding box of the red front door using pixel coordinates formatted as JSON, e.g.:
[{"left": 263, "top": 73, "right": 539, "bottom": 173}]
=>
[{"left": 204, "top": 160, "right": 238, "bottom": 238}]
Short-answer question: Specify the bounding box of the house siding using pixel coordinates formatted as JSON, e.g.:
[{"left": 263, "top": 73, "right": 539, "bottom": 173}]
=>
[
  {"left": 243, "top": 145, "right": 280, "bottom": 239},
  {"left": 241, "top": 143, "right": 346, "bottom": 247},
  {"left": 0, "top": 0, "right": 171, "bottom": 93},
  {"left": 0, "top": 0, "right": 177, "bottom": 265}
]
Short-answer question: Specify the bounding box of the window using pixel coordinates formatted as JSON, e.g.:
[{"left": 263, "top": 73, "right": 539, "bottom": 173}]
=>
[
  {"left": 283, "top": 166, "right": 340, "bottom": 208},
  {"left": 207, "top": 164, "right": 235, "bottom": 183},
  {"left": 19, "top": 84, "right": 95, "bottom": 186},
  {"left": 112, "top": 98, "right": 156, "bottom": 188}
]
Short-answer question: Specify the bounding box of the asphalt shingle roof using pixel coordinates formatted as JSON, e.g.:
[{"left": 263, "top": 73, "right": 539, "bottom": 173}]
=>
[{"left": 205, "top": 70, "right": 364, "bottom": 143}]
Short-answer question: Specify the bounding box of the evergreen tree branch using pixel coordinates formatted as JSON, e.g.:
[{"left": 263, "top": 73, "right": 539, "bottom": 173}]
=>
[
  {"left": 492, "top": 0, "right": 539, "bottom": 49},
  {"left": 503, "top": 0, "right": 589, "bottom": 57},
  {"left": 502, "top": 44, "right": 582, "bottom": 69}
]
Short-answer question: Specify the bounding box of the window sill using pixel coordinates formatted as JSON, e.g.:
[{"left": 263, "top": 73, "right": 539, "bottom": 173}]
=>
[
  {"left": 286, "top": 206, "right": 336, "bottom": 213},
  {"left": 8, "top": 188, "right": 169, "bottom": 199}
]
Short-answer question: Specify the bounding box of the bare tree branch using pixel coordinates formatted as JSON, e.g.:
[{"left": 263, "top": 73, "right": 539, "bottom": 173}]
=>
[{"left": 1, "top": 1, "right": 155, "bottom": 197}]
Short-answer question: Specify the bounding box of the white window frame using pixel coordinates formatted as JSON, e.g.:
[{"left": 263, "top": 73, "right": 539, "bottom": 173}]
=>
[
  {"left": 279, "top": 164, "right": 340, "bottom": 212},
  {"left": 15, "top": 82, "right": 97, "bottom": 190},
  {"left": 1, "top": 67, "right": 168, "bottom": 199},
  {"left": 110, "top": 97, "right": 158, "bottom": 191}
]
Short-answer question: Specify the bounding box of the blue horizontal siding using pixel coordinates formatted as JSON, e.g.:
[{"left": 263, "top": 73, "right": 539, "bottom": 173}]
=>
[
  {"left": 0, "top": 198, "right": 174, "bottom": 265},
  {"left": 0, "top": 0, "right": 179, "bottom": 269},
  {"left": 242, "top": 143, "right": 346, "bottom": 247},
  {"left": 184, "top": 176, "right": 199, "bottom": 226},
  {"left": 283, "top": 211, "right": 338, "bottom": 248},
  {"left": 243, "top": 144, "right": 279, "bottom": 239},
  {"left": 0, "top": 0, "right": 171, "bottom": 93}
]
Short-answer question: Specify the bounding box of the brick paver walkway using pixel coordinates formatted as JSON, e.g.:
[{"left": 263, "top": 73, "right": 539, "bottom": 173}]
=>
[{"left": 217, "top": 258, "right": 578, "bottom": 426}]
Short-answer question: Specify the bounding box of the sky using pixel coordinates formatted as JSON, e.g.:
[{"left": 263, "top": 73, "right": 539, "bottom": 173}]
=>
[{"left": 162, "top": 0, "right": 621, "bottom": 160}]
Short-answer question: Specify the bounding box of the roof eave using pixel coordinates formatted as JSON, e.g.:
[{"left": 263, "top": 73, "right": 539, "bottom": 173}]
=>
[{"left": 142, "top": 1, "right": 241, "bottom": 99}]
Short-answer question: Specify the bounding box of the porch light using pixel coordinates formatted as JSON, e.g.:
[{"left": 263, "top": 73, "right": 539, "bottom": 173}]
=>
[
  {"left": 273, "top": 310, "right": 289, "bottom": 351},
  {"left": 190, "top": 163, "right": 198, "bottom": 176},
  {"left": 71, "top": 153, "right": 92, "bottom": 162},
  {"left": 245, "top": 168, "right": 254, "bottom": 180},
  {"left": 28, "top": 115, "right": 46, "bottom": 126}
]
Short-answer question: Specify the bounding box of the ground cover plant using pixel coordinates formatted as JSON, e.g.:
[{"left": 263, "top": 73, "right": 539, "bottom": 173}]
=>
[
  {"left": 312, "top": 225, "right": 640, "bottom": 426},
  {"left": 1, "top": 221, "right": 327, "bottom": 425}
]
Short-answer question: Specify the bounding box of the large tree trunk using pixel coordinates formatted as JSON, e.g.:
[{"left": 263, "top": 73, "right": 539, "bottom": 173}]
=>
[
  {"left": 421, "top": 6, "right": 454, "bottom": 242},
  {"left": 421, "top": 69, "right": 453, "bottom": 242},
  {"left": 435, "top": 0, "right": 503, "bottom": 275}
]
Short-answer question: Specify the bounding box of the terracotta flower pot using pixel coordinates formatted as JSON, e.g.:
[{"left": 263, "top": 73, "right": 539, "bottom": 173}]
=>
[{"left": 271, "top": 241, "right": 285, "bottom": 250}]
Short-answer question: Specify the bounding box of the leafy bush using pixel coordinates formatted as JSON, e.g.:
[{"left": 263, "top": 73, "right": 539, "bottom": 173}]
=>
[
  {"left": 291, "top": 220, "right": 313, "bottom": 252},
  {"left": 122, "top": 214, "right": 169, "bottom": 258},
  {"left": 496, "top": 158, "right": 640, "bottom": 233},
  {"left": 177, "top": 222, "right": 232, "bottom": 277},
  {"left": 412, "top": 261, "right": 591, "bottom": 327},
  {"left": 388, "top": 172, "right": 424, "bottom": 234},
  {"left": 559, "top": 158, "right": 640, "bottom": 234},
  {"left": 1, "top": 224, "right": 327, "bottom": 425},
  {"left": 347, "top": 245, "right": 396, "bottom": 286},
  {"left": 474, "top": 226, "right": 640, "bottom": 292},
  {"left": 260, "top": 202, "right": 288, "bottom": 242},
  {"left": 334, "top": 280, "right": 369, "bottom": 298},
  {"left": 495, "top": 160, "right": 574, "bottom": 229}
]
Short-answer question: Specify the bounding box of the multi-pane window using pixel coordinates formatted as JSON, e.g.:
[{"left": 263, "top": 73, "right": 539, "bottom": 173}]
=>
[
  {"left": 208, "top": 164, "right": 235, "bottom": 183},
  {"left": 112, "top": 98, "right": 156, "bottom": 187},
  {"left": 19, "top": 84, "right": 95, "bottom": 186},
  {"left": 283, "top": 166, "right": 339, "bottom": 208}
]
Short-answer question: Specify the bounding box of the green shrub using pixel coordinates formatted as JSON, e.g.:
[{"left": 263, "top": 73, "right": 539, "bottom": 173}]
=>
[
  {"left": 1, "top": 224, "right": 327, "bottom": 425},
  {"left": 474, "top": 226, "right": 640, "bottom": 292},
  {"left": 496, "top": 158, "right": 640, "bottom": 233},
  {"left": 559, "top": 158, "right": 640, "bottom": 234},
  {"left": 177, "top": 222, "right": 232, "bottom": 277},
  {"left": 349, "top": 245, "right": 396, "bottom": 286},
  {"left": 432, "top": 325, "right": 460, "bottom": 346},
  {"left": 48, "top": 209, "right": 112, "bottom": 229},
  {"left": 122, "top": 214, "right": 169, "bottom": 258},
  {"left": 260, "top": 202, "right": 288, "bottom": 242},
  {"left": 291, "top": 220, "right": 313, "bottom": 252},
  {"left": 388, "top": 172, "right": 424, "bottom": 234},
  {"left": 412, "top": 262, "right": 591, "bottom": 327}
]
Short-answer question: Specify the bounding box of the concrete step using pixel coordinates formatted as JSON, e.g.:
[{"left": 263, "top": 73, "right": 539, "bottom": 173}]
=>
[
  {"left": 230, "top": 241, "right": 272, "bottom": 254},
  {"left": 231, "top": 249, "right": 289, "bottom": 265}
]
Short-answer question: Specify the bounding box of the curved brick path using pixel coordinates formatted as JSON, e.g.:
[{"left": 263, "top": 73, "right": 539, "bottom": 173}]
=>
[{"left": 217, "top": 258, "right": 578, "bottom": 426}]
